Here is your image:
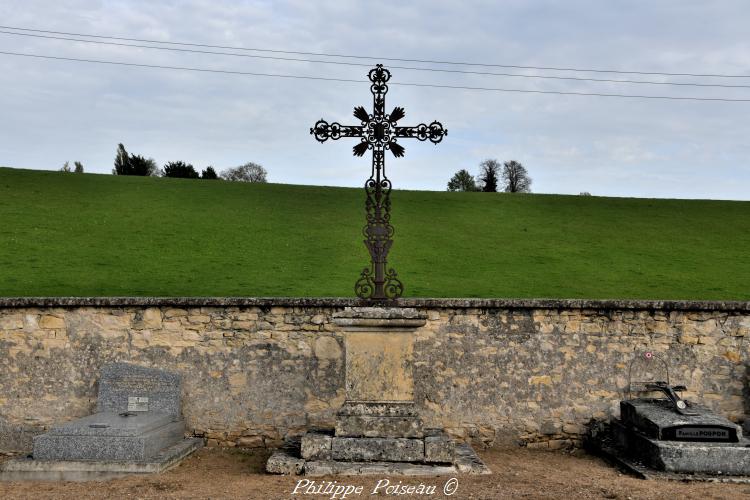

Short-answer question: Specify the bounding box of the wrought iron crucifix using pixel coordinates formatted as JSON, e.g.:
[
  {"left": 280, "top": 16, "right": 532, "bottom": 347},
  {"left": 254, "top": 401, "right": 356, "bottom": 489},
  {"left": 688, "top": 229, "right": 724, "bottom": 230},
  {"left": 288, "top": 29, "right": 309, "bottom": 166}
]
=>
[{"left": 311, "top": 64, "right": 447, "bottom": 300}]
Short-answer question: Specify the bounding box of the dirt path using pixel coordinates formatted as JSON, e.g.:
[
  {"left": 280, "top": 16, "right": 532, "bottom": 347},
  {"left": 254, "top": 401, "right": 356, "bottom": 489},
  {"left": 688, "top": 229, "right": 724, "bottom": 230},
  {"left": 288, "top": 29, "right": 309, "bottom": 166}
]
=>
[{"left": 1, "top": 447, "right": 749, "bottom": 499}]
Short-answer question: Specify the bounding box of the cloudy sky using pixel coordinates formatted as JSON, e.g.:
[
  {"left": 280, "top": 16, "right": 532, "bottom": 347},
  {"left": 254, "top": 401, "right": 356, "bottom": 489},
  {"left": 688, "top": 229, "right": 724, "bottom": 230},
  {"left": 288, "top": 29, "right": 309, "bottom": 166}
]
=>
[{"left": 0, "top": 1, "right": 748, "bottom": 199}]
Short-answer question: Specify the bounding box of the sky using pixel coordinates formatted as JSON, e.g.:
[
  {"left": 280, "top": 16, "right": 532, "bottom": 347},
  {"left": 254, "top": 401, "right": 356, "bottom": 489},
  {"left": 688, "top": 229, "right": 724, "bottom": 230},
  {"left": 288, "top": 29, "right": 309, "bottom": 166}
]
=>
[{"left": 0, "top": 0, "right": 749, "bottom": 199}]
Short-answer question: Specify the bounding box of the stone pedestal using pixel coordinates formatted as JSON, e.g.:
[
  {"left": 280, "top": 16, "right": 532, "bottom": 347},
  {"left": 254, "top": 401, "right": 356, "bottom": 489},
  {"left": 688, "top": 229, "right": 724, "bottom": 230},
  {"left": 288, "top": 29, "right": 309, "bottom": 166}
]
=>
[{"left": 267, "top": 307, "right": 489, "bottom": 476}]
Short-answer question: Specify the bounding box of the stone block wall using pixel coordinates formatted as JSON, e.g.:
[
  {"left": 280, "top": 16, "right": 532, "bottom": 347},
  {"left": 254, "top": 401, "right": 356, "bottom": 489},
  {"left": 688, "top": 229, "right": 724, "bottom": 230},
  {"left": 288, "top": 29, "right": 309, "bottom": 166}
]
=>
[{"left": 0, "top": 298, "right": 747, "bottom": 452}]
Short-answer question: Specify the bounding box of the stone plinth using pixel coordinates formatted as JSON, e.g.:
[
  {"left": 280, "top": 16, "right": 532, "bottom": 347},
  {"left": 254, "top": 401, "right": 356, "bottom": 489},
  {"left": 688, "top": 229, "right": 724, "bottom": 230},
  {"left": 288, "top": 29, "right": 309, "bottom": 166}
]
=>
[
  {"left": 334, "top": 307, "right": 425, "bottom": 403},
  {"left": 268, "top": 307, "right": 489, "bottom": 476},
  {"left": 336, "top": 402, "right": 423, "bottom": 438}
]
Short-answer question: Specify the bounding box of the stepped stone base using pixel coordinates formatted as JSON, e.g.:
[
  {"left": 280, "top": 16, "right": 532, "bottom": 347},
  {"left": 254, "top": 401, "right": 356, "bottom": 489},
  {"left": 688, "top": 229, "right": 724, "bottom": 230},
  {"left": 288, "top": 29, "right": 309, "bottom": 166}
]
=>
[
  {"left": 269, "top": 433, "right": 489, "bottom": 476},
  {"left": 267, "top": 309, "right": 491, "bottom": 476},
  {"left": 331, "top": 437, "right": 424, "bottom": 462}
]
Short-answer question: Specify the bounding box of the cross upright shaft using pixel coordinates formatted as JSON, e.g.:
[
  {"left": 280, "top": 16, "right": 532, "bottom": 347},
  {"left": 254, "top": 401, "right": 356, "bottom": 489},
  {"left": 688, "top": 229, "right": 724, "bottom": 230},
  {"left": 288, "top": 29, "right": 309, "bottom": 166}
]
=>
[{"left": 311, "top": 64, "right": 447, "bottom": 300}]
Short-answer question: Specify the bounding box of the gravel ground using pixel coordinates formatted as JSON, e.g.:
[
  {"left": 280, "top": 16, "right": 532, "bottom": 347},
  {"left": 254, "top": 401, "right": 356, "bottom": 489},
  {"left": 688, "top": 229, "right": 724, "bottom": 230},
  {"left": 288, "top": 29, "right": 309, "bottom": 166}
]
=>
[{"left": 1, "top": 447, "right": 749, "bottom": 499}]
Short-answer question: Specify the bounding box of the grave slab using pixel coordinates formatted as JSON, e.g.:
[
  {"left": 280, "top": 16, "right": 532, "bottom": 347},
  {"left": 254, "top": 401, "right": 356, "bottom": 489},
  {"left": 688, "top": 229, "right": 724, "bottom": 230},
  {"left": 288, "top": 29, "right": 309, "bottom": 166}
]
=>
[
  {"left": 5, "top": 362, "right": 200, "bottom": 479},
  {"left": 0, "top": 438, "right": 202, "bottom": 481},
  {"left": 33, "top": 413, "right": 185, "bottom": 462}
]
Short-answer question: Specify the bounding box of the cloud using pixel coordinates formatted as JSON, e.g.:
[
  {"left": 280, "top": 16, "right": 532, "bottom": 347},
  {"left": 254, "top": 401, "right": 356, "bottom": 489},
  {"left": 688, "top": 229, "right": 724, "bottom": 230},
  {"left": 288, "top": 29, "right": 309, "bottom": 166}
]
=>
[{"left": 0, "top": 0, "right": 748, "bottom": 199}]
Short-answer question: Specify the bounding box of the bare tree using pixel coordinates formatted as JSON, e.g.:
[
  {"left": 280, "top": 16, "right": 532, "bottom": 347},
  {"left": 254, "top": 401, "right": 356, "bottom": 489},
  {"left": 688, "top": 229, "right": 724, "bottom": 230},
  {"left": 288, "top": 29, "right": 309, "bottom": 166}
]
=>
[
  {"left": 478, "top": 159, "right": 500, "bottom": 192},
  {"left": 221, "top": 162, "right": 268, "bottom": 183},
  {"left": 501, "top": 160, "right": 532, "bottom": 193},
  {"left": 59, "top": 161, "right": 71, "bottom": 172}
]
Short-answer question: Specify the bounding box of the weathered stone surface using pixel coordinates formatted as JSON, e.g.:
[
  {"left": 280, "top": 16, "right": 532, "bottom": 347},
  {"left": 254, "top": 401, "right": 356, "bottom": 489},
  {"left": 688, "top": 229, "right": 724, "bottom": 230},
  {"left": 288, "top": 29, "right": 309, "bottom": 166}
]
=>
[
  {"left": 39, "top": 315, "right": 65, "bottom": 329},
  {"left": 425, "top": 435, "right": 455, "bottom": 463},
  {"left": 300, "top": 432, "right": 332, "bottom": 460},
  {"left": 344, "top": 332, "right": 415, "bottom": 401},
  {"left": 336, "top": 415, "right": 423, "bottom": 438},
  {"left": 314, "top": 336, "right": 342, "bottom": 360},
  {"left": 331, "top": 437, "right": 424, "bottom": 462},
  {"left": 338, "top": 401, "right": 418, "bottom": 417},
  {"left": 266, "top": 449, "right": 304, "bottom": 475},
  {"left": 237, "top": 436, "right": 264, "bottom": 448},
  {"left": 304, "top": 460, "right": 457, "bottom": 476},
  {"left": 138, "top": 308, "right": 162, "bottom": 329},
  {"left": 0, "top": 416, "right": 40, "bottom": 453},
  {"left": 1, "top": 301, "right": 748, "bottom": 452},
  {"left": 1, "top": 297, "right": 748, "bottom": 310},
  {"left": 454, "top": 443, "right": 492, "bottom": 474},
  {"left": 333, "top": 307, "right": 426, "bottom": 320}
]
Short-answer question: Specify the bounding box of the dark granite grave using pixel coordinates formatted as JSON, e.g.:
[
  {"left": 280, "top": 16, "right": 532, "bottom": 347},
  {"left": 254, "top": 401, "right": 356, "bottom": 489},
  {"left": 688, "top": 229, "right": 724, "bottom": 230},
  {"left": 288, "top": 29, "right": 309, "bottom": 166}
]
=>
[
  {"left": 612, "top": 397, "right": 750, "bottom": 476},
  {"left": 1, "top": 363, "right": 202, "bottom": 480},
  {"left": 621, "top": 399, "right": 740, "bottom": 443},
  {"left": 590, "top": 352, "right": 750, "bottom": 479}
]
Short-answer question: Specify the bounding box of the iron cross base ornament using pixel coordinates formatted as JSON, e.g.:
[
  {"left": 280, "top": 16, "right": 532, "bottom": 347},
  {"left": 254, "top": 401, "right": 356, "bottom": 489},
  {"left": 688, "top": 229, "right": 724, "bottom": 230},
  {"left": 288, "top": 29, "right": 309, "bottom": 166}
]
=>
[{"left": 311, "top": 65, "right": 447, "bottom": 300}]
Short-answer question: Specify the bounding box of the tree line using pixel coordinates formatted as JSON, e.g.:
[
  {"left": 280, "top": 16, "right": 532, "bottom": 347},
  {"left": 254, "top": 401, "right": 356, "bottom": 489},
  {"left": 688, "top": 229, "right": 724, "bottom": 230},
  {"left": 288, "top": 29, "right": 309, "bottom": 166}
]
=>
[
  {"left": 113, "top": 144, "right": 267, "bottom": 182},
  {"left": 60, "top": 143, "right": 268, "bottom": 183},
  {"left": 448, "top": 159, "right": 531, "bottom": 193}
]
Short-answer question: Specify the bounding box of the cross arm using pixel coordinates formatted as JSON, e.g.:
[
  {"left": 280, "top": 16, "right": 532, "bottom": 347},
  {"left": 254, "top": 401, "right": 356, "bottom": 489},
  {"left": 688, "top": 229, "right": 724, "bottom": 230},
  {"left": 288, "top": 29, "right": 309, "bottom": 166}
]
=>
[
  {"left": 393, "top": 121, "right": 447, "bottom": 144},
  {"left": 311, "top": 119, "right": 364, "bottom": 143}
]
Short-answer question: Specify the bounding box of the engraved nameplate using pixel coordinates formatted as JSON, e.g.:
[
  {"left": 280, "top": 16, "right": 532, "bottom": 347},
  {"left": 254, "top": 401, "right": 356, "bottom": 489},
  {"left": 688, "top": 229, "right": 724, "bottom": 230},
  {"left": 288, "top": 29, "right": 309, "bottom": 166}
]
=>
[
  {"left": 127, "top": 396, "right": 149, "bottom": 412},
  {"left": 675, "top": 427, "right": 730, "bottom": 440}
]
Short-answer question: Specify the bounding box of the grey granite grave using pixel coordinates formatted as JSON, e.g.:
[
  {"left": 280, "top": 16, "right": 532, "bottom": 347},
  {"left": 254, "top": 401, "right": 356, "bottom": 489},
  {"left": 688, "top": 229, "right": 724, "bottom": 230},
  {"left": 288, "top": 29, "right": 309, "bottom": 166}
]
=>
[
  {"left": 1, "top": 362, "right": 202, "bottom": 480},
  {"left": 266, "top": 307, "right": 489, "bottom": 476}
]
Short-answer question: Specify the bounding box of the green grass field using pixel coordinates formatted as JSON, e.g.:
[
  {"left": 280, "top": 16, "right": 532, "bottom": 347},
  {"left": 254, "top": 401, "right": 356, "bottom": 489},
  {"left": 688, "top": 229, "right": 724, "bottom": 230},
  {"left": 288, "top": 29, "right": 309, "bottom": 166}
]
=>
[{"left": 0, "top": 166, "right": 748, "bottom": 299}]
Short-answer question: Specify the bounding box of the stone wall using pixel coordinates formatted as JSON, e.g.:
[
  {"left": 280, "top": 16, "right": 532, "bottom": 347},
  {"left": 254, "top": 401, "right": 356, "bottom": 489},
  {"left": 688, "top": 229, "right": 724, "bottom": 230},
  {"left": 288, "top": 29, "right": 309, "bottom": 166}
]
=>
[{"left": 1, "top": 298, "right": 748, "bottom": 452}]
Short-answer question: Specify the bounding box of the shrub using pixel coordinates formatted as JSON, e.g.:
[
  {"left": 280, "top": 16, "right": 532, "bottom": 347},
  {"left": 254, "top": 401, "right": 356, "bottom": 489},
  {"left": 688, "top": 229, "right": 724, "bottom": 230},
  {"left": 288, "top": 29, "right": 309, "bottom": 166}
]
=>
[
  {"left": 201, "top": 166, "right": 218, "bottom": 179},
  {"left": 163, "top": 161, "right": 199, "bottom": 179},
  {"left": 113, "top": 144, "right": 158, "bottom": 176}
]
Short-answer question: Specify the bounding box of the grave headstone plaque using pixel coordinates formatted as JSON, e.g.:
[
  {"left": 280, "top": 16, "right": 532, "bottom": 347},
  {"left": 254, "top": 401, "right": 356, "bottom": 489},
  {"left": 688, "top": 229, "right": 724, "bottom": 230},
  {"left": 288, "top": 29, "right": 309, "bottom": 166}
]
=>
[{"left": 98, "top": 363, "right": 181, "bottom": 416}]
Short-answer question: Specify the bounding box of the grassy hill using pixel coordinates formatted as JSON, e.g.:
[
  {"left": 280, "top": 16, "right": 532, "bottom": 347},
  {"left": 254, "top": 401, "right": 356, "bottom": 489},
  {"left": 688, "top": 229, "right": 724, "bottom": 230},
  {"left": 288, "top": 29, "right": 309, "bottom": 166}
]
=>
[{"left": 0, "top": 166, "right": 748, "bottom": 299}]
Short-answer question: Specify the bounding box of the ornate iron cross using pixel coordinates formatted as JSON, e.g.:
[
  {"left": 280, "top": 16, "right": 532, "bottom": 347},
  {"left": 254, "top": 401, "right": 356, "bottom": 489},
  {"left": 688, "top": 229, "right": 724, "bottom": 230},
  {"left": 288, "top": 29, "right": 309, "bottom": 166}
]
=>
[{"left": 311, "top": 64, "right": 447, "bottom": 300}]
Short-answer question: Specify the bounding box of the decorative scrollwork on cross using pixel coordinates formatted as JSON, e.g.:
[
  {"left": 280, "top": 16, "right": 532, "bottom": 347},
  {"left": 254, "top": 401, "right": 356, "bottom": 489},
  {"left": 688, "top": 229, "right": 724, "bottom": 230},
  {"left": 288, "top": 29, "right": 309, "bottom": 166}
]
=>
[{"left": 311, "top": 64, "right": 447, "bottom": 300}]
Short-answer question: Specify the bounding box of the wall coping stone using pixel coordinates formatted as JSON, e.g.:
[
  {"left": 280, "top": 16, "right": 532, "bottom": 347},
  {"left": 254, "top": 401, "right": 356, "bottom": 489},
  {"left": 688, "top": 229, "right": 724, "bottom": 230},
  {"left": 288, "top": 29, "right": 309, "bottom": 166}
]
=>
[{"left": 0, "top": 297, "right": 749, "bottom": 312}]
